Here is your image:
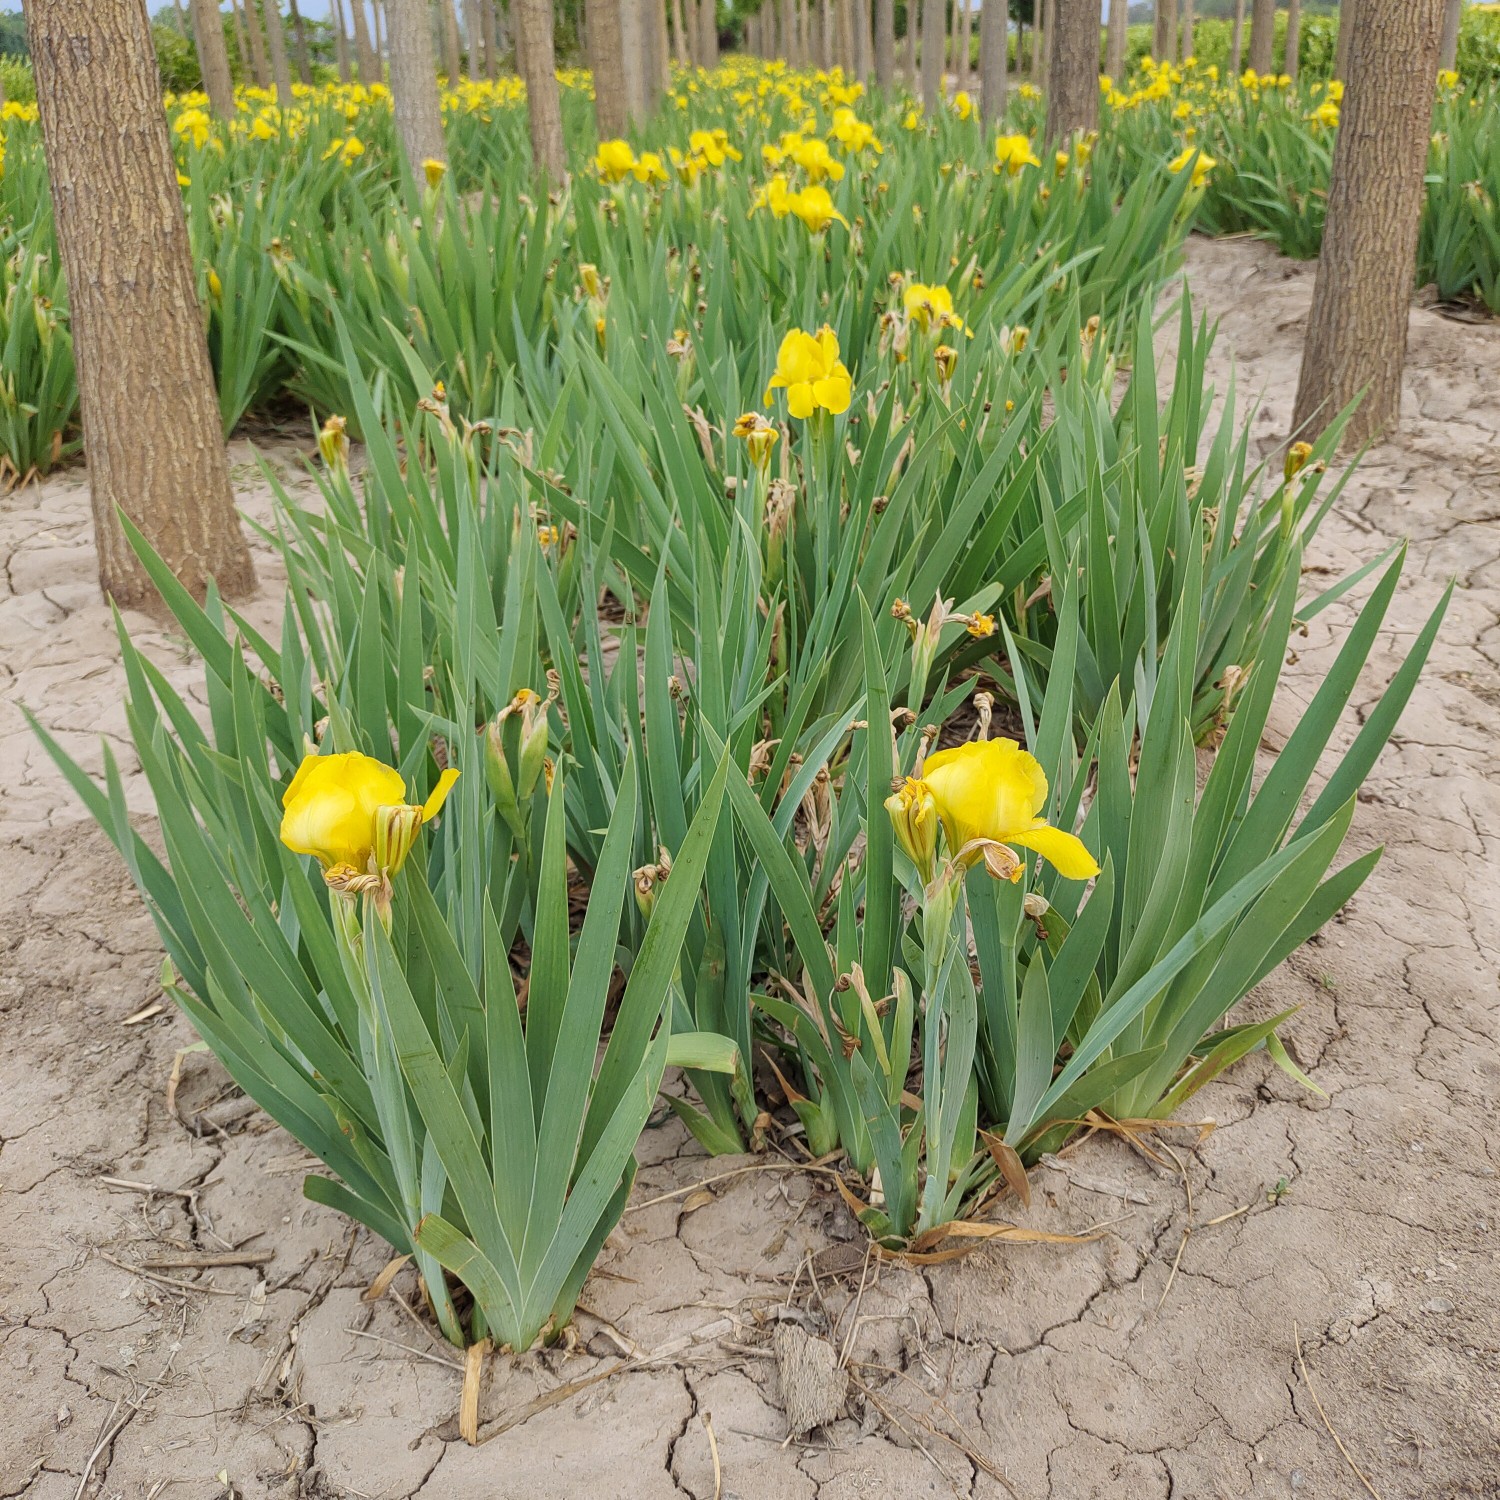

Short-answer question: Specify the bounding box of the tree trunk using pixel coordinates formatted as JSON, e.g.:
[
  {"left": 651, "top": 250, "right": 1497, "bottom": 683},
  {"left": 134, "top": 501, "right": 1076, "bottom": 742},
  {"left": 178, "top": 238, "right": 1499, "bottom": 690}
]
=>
[
  {"left": 462, "top": 0, "right": 484, "bottom": 71},
  {"left": 699, "top": 0, "right": 718, "bottom": 65},
  {"left": 349, "top": 0, "right": 377, "bottom": 77},
  {"left": 835, "top": 0, "right": 853, "bottom": 72},
  {"left": 439, "top": 0, "right": 463, "bottom": 79},
  {"left": 1438, "top": 0, "right": 1461, "bottom": 71},
  {"left": 386, "top": 0, "right": 446, "bottom": 175},
  {"left": 588, "top": 0, "right": 624, "bottom": 135},
  {"left": 190, "top": 0, "right": 236, "bottom": 114},
  {"left": 854, "top": 0, "right": 871, "bottom": 76},
  {"left": 1247, "top": 0, "right": 1275, "bottom": 75},
  {"left": 920, "top": 0, "right": 941, "bottom": 104},
  {"left": 371, "top": 0, "right": 384, "bottom": 67},
  {"left": 979, "top": 0, "right": 1005, "bottom": 120},
  {"left": 904, "top": 0, "right": 916, "bottom": 82},
  {"left": 1282, "top": 0, "right": 1298, "bottom": 80},
  {"left": 1230, "top": 0, "right": 1244, "bottom": 72},
  {"left": 1047, "top": 0, "right": 1098, "bottom": 142},
  {"left": 25, "top": 0, "right": 255, "bottom": 610},
  {"left": 652, "top": 0, "right": 671, "bottom": 89},
  {"left": 1180, "top": 0, "right": 1194, "bottom": 60},
  {"left": 260, "top": 0, "right": 294, "bottom": 104},
  {"left": 955, "top": 0, "right": 971, "bottom": 92},
  {"left": 874, "top": 0, "right": 893, "bottom": 85},
  {"left": 287, "top": 0, "right": 313, "bottom": 83},
  {"left": 1106, "top": 0, "right": 1127, "bottom": 78},
  {"left": 673, "top": 0, "right": 691, "bottom": 61},
  {"left": 1153, "top": 0, "right": 1176, "bottom": 62},
  {"left": 1292, "top": 0, "right": 1445, "bottom": 447},
  {"left": 516, "top": 0, "right": 565, "bottom": 180},
  {"left": 331, "top": 0, "right": 351, "bottom": 78},
  {"left": 620, "top": 0, "right": 649, "bottom": 120},
  {"left": 481, "top": 0, "right": 499, "bottom": 75},
  {"left": 241, "top": 0, "right": 271, "bottom": 84},
  {"left": 1038, "top": 0, "right": 1053, "bottom": 80},
  {"left": 228, "top": 0, "right": 250, "bottom": 75}
]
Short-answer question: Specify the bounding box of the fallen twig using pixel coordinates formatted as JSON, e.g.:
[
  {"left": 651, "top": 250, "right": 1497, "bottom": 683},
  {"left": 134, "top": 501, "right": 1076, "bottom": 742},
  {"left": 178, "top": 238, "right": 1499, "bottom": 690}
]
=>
[{"left": 1294, "top": 1321, "right": 1384, "bottom": 1500}]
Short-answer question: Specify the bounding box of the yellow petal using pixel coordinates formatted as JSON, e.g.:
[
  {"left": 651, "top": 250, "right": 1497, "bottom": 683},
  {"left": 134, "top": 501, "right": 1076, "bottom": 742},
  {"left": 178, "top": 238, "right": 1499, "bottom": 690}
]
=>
[
  {"left": 787, "top": 381, "right": 816, "bottom": 420},
  {"left": 421, "top": 767, "right": 461, "bottom": 822},
  {"left": 1009, "top": 822, "right": 1101, "bottom": 881}
]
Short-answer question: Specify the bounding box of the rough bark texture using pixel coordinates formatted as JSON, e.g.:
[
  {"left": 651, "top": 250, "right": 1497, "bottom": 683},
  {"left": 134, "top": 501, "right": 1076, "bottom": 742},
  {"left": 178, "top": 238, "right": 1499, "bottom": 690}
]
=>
[
  {"left": 1153, "top": 0, "right": 1177, "bottom": 62},
  {"left": 1047, "top": 0, "right": 1099, "bottom": 143},
  {"left": 1106, "top": 0, "right": 1128, "bottom": 78},
  {"left": 1283, "top": 0, "right": 1299, "bottom": 80},
  {"left": 440, "top": 0, "right": 463, "bottom": 80},
  {"left": 1230, "top": 0, "right": 1244, "bottom": 72},
  {"left": 1181, "top": 0, "right": 1195, "bottom": 59},
  {"left": 854, "top": 0, "right": 872, "bottom": 77},
  {"left": 588, "top": 0, "right": 627, "bottom": 136},
  {"left": 260, "top": 0, "right": 294, "bottom": 104},
  {"left": 287, "top": 0, "right": 314, "bottom": 83},
  {"left": 955, "top": 0, "right": 971, "bottom": 91},
  {"left": 25, "top": 0, "right": 255, "bottom": 611},
  {"left": 1038, "top": 0, "right": 1053, "bottom": 79},
  {"left": 349, "top": 0, "right": 377, "bottom": 77},
  {"left": 1247, "top": 0, "right": 1275, "bottom": 75},
  {"left": 619, "top": 0, "right": 648, "bottom": 120},
  {"left": 874, "top": 0, "right": 893, "bottom": 86},
  {"left": 673, "top": 0, "right": 691, "bottom": 61},
  {"left": 904, "top": 0, "right": 914, "bottom": 78},
  {"left": 1439, "top": 0, "right": 1461, "bottom": 71},
  {"left": 190, "top": 0, "right": 236, "bottom": 115},
  {"left": 979, "top": 0, "right": 1004, "bottom": 119},
  {"left": 1292, "top": 0, "right": 1445, "bottom": 447},
  {"left": 652, "top": 0, "right": 670, "bottom": 87},
  {"left": 919, "top": 0, "right": 941, "bottom": 104},
  {"left": 386, "top": 0, "right": 447, "bottom": 175},
  {"left": 516, "top": 0, "right": 566, "bottom": 181}
]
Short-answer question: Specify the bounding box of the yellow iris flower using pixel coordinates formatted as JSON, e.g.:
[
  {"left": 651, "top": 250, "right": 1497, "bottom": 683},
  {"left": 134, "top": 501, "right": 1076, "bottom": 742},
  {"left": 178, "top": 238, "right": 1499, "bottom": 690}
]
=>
[
  {"left": 280, "top": 750, "right": 459, "bottom": 876},
  {"left": 595, "top": 137, "right": 637, "bottom": 182},
  {"left": 1168, "top": 146, "right": 1216, "bottom": 188},
  {"left": 633, "top": 150, "right": 669, "bottom": 183},
  {"left": 903, "top": 281, "right": 963, "bottom": 332},
  {"left": 764, "top": 324, "right": 852, "bottom": 420},
  {"left": 910, "top": 738, "right": 1100, "bottom": 882},
  {"left": 787, "top": 183, "right": 848, "bottom": 232},
  {"left": 994, "top": 133, "right": 1041, "bottom": 176}
]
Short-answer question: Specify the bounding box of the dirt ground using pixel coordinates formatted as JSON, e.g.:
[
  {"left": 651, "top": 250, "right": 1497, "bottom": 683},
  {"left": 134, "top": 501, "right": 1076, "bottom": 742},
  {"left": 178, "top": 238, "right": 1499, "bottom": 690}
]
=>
[{"left": 2, "top": 236, "right": 1497, "bottom": 1500}]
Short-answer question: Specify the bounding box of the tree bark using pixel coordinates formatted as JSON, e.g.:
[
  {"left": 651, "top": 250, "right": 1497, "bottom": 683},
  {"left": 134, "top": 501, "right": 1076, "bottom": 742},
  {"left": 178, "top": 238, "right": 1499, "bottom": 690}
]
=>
[
  {"left": 190, "top": 0, "right": 236, "bottom": 114},
  {"left": 1180, "top": 0, "right": 1194, "bottom": 60},
  {"left": 439, "top": 0, "right": 463, "bottom": 79},
  {"left": 1038, "top": 0, "right": 1053, "bottom": 80},
  {"left": 673, "top": 0, "right": 691, "bottom": 61},
  {"left": 698, "top": 0, "right": 718, "bottom": 65},
  {"left": 371, "top": 0, "right": 385, "bottom": 66},
  {"left": 1292, "top": 0, "right": 1445, "bottom": 447},
  {"left": 1247, "top": 0, "right": 1275, "bottom": 75},
  {"left": 1438, "top": 0, "right": 1461, "bottom": 72},
  {"left": 979, "top": 0, "right": 1005, "bottom": 120},
  {"left": 1106, "top": 0, "right": 1127, "bottom": 78},
  {"left": 854, "top": 0, "right": 871, "bottom": 76},
  {"left": 1047, "top": 0, "right": 1098, "bottom": 142},
  {"left": 228, "top": 0, "right": 250, "bottom": 76},
  {"left": 260, "top": 0, "right": 294, "bottom": 104},
  {"left": 874, "top": 0, "right": 893, "bottom": 85},
  {"left": 25, "top": 0, "right": 255, "bottom": 610},
  {"left": 919, "top": 0, "right": 941, "bottom": 104},
  {"left": 241, "top": 0, "right": 271, "bottom": 84},
  {"left": 462, "top": 0, "right": 484, "bottom": 71},
  {"left": 1282, "top": 0, "right": 1298, "bottom": 80},
  {"left": 955, "top": 0, "right": 971, "bottom": 92},
  {"left": 904, "top": 0, "right": 916, "bottom": 83},
  {"left": 515, "top": 0, "right": 565, "bottom": 180},
  {"left": 1230, "top": 0, "right": 1244, "bottom": 72},
  {"left": 287, "top": 0, "right": 313, "bottom": 83},
  {"left": 1153, "top": 0, "right": 1176, "bottom": 62},
  {"left": 481, "top": 0, "right": 499, "bottom": 74},
  {"left": 619, "top": 0, "right": 649, "bottom": 120},
  {"left": 349, "top": 0, "right": 378, "bottom": 77},
  {"left": 331, "top": 0, "right": 351, "bottom": 78},
  {"left": 386, "top": 0, "right": 446, "bottom": 175}
]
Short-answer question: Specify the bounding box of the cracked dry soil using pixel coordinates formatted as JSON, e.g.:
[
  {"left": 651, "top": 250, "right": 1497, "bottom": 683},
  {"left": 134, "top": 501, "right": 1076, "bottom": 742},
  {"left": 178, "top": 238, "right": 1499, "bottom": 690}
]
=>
[{"left": 2, "top": 237, "right": 1497, "bottom": 1499}]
